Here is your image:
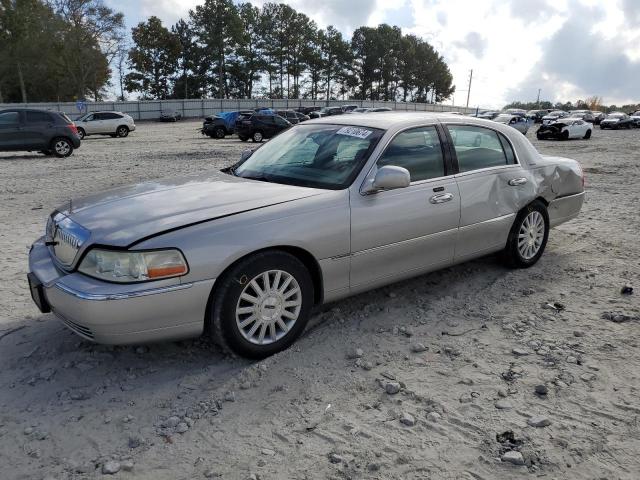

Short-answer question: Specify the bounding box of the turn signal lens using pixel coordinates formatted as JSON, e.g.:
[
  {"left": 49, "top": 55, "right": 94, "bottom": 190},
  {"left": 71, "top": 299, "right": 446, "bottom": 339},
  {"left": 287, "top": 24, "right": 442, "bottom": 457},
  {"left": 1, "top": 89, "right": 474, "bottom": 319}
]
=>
[{"left": 79, "top": 248, "right": 188, "bottom": 283}]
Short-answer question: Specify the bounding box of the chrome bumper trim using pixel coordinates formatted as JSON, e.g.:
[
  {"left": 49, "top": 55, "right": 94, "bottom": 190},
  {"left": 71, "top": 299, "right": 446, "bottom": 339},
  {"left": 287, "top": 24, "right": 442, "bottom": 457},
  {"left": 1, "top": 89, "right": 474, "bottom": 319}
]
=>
[{"left": 54, "top": 282, "right": 193, "bottom": 301}]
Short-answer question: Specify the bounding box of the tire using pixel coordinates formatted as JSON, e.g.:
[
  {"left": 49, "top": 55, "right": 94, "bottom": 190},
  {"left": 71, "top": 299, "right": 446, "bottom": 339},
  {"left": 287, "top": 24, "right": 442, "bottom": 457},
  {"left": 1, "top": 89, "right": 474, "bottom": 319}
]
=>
[
  {"left": 51, "top": 137, "right": 73, "bottom": 158},
  {"left": 77, "top": 128, "right": 85, "bottom": 140},
  {"left": 209, "top": 251, "right": 314, "bottom": 358},
  {"left": 561, "top": 130, "right": 569, "bottom": 140},
  {"left": 116, "top": 125, "right": 129, "bottom": 138},
  {"left": 252, "top": 131, "right": 264, "bottom": 143},
  {"left": 600, "top": 125, "right": 604, "bottom": 130},
  {"left": 536, "top": 133, "right": 544, "bottom": 140},
  {"left": 238, "top": 135, "right": 249, "bottom": 142},
  {"left": 504, "top": 200, "right": 549, "bottom": 268},
  {"left": 584, "top": 129, "right": 591, "bottom": 139},
  {"left": 215, "top": 127, "right": 226, "bottom": 139}
]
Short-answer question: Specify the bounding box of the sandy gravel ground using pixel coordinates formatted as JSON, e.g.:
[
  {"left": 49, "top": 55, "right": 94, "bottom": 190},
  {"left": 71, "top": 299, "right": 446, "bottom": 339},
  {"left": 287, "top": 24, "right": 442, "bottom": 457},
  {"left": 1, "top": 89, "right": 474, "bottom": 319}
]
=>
[{"left": 0, "top": 120, "right": 638, "bottom": 480}]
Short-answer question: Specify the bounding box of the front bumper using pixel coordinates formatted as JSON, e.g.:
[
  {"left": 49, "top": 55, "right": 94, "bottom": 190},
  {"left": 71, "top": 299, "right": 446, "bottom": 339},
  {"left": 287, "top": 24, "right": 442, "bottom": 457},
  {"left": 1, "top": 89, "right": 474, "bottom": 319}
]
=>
[
  {"left": 536, "top": 128, "right": 563, "bottom": 139},
  {"left": 28, "top": 238, "right": 213, "bottom": 345}
]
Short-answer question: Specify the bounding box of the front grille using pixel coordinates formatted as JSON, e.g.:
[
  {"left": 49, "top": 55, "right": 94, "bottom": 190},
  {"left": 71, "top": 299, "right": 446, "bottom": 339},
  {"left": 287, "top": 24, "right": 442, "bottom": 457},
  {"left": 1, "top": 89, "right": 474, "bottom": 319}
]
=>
[{"left": 47, "top": 213, "right": 90, "bottom": 266}]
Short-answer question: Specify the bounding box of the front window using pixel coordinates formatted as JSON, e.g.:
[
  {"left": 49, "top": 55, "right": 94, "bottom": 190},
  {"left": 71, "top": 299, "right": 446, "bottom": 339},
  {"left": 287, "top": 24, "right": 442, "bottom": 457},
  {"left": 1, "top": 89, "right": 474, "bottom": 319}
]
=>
[
  {"left": 377, "top": 126, "right": 445, "bottom": 182},
  {"left": 233, "top": 124, "right": 384, "bottom": 189},
  {"left": 0, "top": 111, "right": 19, "bottom": 125}
]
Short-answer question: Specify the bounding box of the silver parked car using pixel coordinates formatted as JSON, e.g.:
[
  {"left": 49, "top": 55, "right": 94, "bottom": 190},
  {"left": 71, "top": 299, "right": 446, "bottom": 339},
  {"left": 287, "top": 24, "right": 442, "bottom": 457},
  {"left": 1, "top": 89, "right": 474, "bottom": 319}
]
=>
[
  {"left": 75, "top": 111, "right": 136, "bottom": 139},
  {"left": 28, "top": 113, "right": 585, "bottom": 358},
  {"left": 493, "top": 114, "right": 531, "bottom": 134}
]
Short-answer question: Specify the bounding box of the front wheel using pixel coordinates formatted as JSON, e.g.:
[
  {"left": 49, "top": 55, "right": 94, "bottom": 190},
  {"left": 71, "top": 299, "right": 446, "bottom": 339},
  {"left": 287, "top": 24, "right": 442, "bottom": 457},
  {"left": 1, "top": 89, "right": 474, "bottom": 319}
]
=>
[
  {"left": 584, "top": 129, "right": 592, "bottom": 139},
  {"left": 215, "top": 127, "right": 226, "bottom": 139},
  {"left": 116, "top": 125, "right": 129, "bottom": 138},
  {"left": 561, "top": 130, "right": 569, "bottom": 140},
  {"left": 209, "top": 251, "right": 314, "bottom": 358},
  {"left": 504, "top": 200, "right": 549, "bottom": 268},
  {"left": 51, "top": 137, "right": 74, "bottom": 158}
]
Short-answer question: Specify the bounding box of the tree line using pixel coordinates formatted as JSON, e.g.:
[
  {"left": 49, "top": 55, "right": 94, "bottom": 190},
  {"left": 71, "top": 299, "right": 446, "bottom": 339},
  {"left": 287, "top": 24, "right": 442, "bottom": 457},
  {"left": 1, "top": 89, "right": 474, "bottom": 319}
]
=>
[
  {"left": 0, "top": 0, "right": 455, "bottom": 103},
  {"left": 0, "top": 0, "right": 125, "bottom": 103}
]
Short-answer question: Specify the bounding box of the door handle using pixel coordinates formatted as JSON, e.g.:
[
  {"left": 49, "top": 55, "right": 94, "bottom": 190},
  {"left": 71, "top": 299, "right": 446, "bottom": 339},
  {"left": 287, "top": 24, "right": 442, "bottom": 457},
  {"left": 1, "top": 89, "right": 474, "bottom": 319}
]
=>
[
  {"left": 429, "top": 193, "right": 454, "bottom": 204},
  {"left": 508, "top": 177, "right": 528, "bottom": 186}
]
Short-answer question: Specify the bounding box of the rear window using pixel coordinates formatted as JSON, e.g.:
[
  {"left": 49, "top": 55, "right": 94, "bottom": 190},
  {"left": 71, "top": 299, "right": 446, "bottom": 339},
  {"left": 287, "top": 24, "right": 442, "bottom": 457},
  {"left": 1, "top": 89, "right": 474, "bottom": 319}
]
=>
[
  {"left": 448, "top": 125, "right": 516, "bottom": 173},
  {"left": 26, "top": 111, "right": 53, "bottom": 123},
  {"left": 102, "top": 112, "right": 123, "bottom": 120}
]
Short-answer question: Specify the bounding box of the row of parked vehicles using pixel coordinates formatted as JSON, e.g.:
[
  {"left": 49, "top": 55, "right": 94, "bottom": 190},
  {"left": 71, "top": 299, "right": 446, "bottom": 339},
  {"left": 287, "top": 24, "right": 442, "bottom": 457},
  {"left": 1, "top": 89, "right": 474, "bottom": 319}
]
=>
[
  {"left": 201, "top": 105, "right": 392, "bottom": 142},
  {"left": 470, "top": 107, "right": 640, "bottom": 140}
]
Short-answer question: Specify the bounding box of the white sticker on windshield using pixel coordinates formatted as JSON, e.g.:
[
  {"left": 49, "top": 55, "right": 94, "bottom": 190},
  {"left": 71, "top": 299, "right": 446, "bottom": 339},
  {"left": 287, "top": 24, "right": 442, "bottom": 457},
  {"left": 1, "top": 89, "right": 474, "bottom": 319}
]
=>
[{"left": 336, "top": 126, "right": 373, "bottom": 139}]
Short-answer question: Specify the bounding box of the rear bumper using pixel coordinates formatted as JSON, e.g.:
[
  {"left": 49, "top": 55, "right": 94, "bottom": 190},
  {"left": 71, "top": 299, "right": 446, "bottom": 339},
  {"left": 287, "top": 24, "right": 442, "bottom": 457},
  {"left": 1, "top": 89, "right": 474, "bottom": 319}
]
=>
[
  {"left": 28, "top": 238, "right": 212, "bottom": 345},
  {"left": 549, "top": 191, "right": 585, "bottom": 227}
]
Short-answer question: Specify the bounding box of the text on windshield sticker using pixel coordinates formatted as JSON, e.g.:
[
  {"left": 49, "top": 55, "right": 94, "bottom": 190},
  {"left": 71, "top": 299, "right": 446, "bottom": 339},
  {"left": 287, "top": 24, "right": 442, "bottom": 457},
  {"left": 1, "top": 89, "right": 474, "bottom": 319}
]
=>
[{"left": 336, "top": 127, "right": 373, "bottom": 139}]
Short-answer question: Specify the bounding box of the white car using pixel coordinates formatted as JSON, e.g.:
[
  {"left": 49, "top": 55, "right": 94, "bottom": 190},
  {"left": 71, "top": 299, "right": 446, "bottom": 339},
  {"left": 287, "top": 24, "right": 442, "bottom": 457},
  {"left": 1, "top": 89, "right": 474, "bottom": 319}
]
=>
[
  {"left": 536, "top": 117, "right": 592, "bottom": 140},
  {"left": 75, "top": 111, "right": 136, "bottom": 139}
]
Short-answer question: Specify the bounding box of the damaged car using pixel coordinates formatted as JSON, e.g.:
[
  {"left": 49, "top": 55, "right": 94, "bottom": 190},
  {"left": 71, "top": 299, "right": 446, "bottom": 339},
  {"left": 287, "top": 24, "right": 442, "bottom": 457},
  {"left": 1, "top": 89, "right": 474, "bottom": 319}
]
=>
[
  {"left": 600, "top": 112, "right": 634, "bottom": 129},
  {"left": 28, "top": 113, "right": 585, "bottom": 358},
  {"left": 536, "top": 118, "right": 592, "bottom": 140}
]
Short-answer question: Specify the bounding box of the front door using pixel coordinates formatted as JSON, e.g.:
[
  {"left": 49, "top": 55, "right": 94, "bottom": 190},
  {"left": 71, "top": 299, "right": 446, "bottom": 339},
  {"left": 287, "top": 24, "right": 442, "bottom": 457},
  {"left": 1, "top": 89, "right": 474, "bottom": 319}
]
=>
[{"left": 350, "top": 125, "right": 460, "bottom": 290}]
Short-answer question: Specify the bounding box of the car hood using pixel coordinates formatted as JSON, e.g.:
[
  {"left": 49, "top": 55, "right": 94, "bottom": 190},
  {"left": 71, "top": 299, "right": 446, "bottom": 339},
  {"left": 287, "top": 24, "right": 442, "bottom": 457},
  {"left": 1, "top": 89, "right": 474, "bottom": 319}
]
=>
[
  {"left": 55, "top": 171, "right": 325, "bottom": 247},
  {"left": 602, "top": 118, "right": 620, "bottom": 122}
]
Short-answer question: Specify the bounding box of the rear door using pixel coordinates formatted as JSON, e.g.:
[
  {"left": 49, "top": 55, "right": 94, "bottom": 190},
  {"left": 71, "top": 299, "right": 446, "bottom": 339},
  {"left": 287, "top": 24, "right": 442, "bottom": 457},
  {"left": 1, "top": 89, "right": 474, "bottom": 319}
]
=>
[
  {"left": 23, "top": 110, "right": 55, "bottom": 149},
  {"left": 101, "top": 112, "right": 122, "bottom": 133},
  {"left": 446, "top": 124, "right": 532, "bottom": 262},
  {"left": 350, "top": 125, "right": 460, "bottom": 289},
  {"left": 0, "top": 111, "right": 22, "bottom": 150}
]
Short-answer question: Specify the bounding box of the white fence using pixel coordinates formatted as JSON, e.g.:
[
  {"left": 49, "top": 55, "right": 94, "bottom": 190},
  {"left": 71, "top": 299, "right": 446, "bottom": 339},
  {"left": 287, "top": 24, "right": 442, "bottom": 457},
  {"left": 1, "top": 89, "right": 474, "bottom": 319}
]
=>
[{"left": 0, "top": 99, "right": 481, "bottom": 121}]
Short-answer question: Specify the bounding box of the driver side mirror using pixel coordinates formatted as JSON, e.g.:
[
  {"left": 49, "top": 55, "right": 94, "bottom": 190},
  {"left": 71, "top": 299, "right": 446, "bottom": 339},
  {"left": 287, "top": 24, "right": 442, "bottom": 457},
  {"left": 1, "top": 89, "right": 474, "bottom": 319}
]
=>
[{"left": 362, "top": 166, "right": 411, "bottom": 194}]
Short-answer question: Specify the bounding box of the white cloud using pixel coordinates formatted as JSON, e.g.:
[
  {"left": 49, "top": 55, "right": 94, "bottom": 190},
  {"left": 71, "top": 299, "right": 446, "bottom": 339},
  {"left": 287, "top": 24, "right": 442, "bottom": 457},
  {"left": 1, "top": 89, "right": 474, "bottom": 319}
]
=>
[{"left": 109, "top": 0, "right": 640, "bottom": 107}]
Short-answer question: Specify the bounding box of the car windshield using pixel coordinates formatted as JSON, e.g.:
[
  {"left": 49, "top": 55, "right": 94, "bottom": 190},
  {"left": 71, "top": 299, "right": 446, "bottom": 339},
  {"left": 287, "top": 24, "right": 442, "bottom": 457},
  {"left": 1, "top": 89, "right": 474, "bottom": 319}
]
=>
[
  {"left": 608, "top": 113, "right": 625, "bottom": 119},
  {"left": 494, "top": 114, "right": 512, "bottom": 122},
  {"left": 233, "top": 124, "right": 384, "bottom": 190}
]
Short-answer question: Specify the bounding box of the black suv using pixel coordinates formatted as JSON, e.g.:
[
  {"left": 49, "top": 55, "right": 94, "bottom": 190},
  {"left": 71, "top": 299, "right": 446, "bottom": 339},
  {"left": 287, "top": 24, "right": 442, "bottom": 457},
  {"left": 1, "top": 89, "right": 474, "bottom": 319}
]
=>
[
  {"left": 275, "top": 110, "right": 310, "bottom": 124},
  {"left": 309, "top": 106, "right": 343, "bottom": 119},
  {"left": 235, "top": 114, "right": 291, "bottom": 142},
  {"left": 0, "top": 108, "right": 81, "bottom": 157}
]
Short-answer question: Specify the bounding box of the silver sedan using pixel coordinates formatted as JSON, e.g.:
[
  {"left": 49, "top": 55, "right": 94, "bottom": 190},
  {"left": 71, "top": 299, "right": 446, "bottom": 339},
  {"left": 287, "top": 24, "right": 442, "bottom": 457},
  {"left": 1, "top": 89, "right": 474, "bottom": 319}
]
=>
[{"left": 28, "top": 113, "right": 585, "bottom": 358}]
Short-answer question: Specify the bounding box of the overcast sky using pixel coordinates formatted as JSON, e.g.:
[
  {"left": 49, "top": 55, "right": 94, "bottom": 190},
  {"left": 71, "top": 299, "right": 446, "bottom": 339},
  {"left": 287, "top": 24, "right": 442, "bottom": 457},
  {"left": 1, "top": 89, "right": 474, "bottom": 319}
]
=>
[{"left": 105, "top": 0, "right": 640, "bottom": 108}]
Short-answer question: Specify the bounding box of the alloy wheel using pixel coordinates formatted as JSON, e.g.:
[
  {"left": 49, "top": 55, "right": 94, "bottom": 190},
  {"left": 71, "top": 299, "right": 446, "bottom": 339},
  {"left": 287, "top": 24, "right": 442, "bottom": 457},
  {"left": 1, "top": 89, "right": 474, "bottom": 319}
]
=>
[
  {"left": 235, "top": 270, "right": 302, "bottom": 345},
  {"left": 517, "top": 211, "right": 545, "bottom": 260}
]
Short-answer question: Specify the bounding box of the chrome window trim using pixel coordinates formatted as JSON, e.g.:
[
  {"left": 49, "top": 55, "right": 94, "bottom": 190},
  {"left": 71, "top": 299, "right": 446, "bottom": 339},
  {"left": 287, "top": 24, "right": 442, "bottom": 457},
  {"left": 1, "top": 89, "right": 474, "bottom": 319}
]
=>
[
  {"left": 453, "top": 163, "right": 521, "bottom": 179},
  {"left": 54, "top": 282, "right": 194, "bottom": 301},
  {"left": 358, "top": 123, "right": 452, "bottom": 195}
]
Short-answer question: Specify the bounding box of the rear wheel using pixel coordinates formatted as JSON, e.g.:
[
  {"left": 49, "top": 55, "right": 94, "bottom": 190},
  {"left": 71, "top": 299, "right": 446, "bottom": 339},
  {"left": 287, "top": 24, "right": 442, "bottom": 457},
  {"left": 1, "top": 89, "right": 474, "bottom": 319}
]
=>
[
  {"left": 215, "top": 127, "right": 226, "bottom": 139},
  {"left": 77, "top": 128, "right": 85, "bottom": 140},
  {"left": 209, "top": 251, "right": 314, "bottom": 358},
  {"left": 584, "top": 129, "right": 592, "bottom": 139},
  {"left": 504, "top": 200, "right": 549, "bottom": 268},
  {"left": 252, "top": 131, "right": 264, "bottom": 143},
  {"left": 116, "top": 125, "right": 129, "bottom": 138},
  {"left": 51, "top": 137, "right": 73, "bottom": 158}
]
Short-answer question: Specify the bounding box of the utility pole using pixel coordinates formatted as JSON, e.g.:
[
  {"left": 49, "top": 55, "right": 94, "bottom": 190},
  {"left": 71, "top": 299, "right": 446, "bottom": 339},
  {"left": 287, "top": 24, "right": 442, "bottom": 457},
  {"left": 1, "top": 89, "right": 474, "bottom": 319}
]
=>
[
  {"left": 536, "top": 88, "right": 541, "bottom": 108},
  {"left": 465, "top": 69, "right": 473, "bottom": 108}
]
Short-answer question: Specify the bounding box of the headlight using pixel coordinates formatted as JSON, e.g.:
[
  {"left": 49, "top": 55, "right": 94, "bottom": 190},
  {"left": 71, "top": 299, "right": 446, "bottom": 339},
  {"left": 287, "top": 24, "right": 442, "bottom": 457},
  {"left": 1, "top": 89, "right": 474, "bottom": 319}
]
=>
[{"left": 78, "top": 249, "right": 188, "bottom": 283}]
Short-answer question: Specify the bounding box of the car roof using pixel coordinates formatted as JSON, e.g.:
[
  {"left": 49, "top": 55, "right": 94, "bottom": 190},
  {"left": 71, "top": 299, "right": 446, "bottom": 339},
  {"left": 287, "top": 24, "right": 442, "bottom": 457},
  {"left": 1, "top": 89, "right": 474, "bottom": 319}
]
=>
[{"left": 307, "top": 111, "right": 518, "bottom": 130}]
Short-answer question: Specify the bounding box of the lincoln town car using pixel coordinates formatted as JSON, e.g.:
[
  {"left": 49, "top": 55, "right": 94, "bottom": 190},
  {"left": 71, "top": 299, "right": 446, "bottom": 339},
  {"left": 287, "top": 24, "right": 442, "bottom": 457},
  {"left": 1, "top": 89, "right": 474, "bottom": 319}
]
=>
[{"left": 28, "top": 113, "right": 585, "bottom": 358}]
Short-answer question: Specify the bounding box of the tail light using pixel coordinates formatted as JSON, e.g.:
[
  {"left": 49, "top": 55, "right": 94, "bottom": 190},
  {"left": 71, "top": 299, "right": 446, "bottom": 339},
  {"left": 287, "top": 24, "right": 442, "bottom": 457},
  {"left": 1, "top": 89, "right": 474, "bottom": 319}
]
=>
[{"left": 67, "top": 123, "right": 79, "bottom": 136}]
